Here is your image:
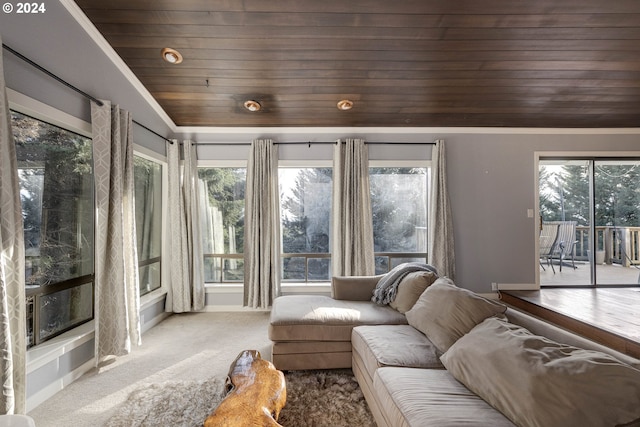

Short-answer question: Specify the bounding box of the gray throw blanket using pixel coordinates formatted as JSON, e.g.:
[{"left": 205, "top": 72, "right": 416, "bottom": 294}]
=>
[{"left": 371, "top": 262, "right": 438, "bottom": 305}]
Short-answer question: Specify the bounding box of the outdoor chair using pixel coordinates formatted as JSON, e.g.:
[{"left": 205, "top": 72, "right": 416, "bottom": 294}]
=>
[
  {"left": 548, "top": 220, "right": 579, "bottom": 271},
  {"left": 539, "top": 222, "right": 559, "bottom": 273}
]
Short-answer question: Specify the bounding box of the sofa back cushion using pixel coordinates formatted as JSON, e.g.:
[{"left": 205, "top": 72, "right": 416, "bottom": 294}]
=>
[
  {"left": 405, "top": 278, "right": 507, "bottom": 353},
  {"left": 441, "top": 316, "right": 640, "bottom": 427},
  {"left": 331, "top": 275, "right": 384, "bottom": 301},
  {"left": 389, "top": 270, "right": 438, "bottom": 313}
]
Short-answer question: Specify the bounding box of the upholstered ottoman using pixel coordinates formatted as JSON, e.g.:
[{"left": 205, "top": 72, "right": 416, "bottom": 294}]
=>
[{"left": 268, "top": 276, "right": 408, "bottom": 370}]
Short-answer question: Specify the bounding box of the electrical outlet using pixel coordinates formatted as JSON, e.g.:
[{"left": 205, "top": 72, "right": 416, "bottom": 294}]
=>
[{"left": 491, "top": 282, "right": 498, "bottom": 291}]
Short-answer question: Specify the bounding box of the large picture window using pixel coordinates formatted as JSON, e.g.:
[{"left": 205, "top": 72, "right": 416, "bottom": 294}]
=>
[
  {"left": 370, "top": 167, "right": 428, "bottom": 274},
  {"left": 134, "top": 155, "right": 163, "bottom": 295},
  {"left": 280, "top": 167, "right": 332, "bottom": 282},
  {"left": 199, "top": 163, "right": 428, "bottom": 284},
  {"left": 199, "top": 167, "right": 246, "bottom": 283},
  {"left": 12, "top": 111, "right": 94, "bottom": 348}
]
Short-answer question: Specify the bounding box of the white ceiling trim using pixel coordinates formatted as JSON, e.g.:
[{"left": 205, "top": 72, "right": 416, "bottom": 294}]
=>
[{"left": 60, "top": 0, "right": 178, "bottom": 132}]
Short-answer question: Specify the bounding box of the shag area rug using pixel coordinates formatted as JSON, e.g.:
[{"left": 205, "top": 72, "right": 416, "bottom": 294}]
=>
[{"left": 104, "top": 369, "right": 375, "bottom": 427}]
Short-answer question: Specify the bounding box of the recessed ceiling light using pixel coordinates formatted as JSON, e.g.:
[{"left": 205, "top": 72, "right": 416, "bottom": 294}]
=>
[
  {"left": 244, "top": 100, "right": 261, "bottom": 112},
  {"left": 337, "top": 99, "right": 354, "bottom": 111},
  {"left": 161, "top": 47, "right": 183, "bottom": 64}
]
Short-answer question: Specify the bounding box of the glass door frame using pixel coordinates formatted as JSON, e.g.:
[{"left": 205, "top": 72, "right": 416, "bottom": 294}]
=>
[{"left": 536, "top": 152, "right": 640, "bottom": 289}]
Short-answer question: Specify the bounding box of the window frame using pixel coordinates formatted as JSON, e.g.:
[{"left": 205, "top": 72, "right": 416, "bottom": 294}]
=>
[
  {"left": 198, "top": 160, "right": 248, "bottom": 285},
  {"left": 198, "top": 158, "right": 432, "bottom": 286},
  {"left": 535, "top": 151, "right": 640, "bottom": 289},
  {"left": 279, "top": 160, "right": 333, "bottom": 284},
  {"left": 369, "top": 160, "right": 431, "bottom": 274},
  {"left": 133, "top": 146, "right": 167, "bottom": 298},
  {"left": 9, "top": 92, "right": 95, "bottom": 348}
]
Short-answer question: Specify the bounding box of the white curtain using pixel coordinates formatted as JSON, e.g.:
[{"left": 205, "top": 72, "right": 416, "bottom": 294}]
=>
[
  {"left": 428, "top": 140, "right": 456, "bottom": 279},
  {"left": 165, "top": 140, "right": 205, "bottom": 312},
  {"left": 332, "top": 138, "right": 375, "bottom": 276},
  {"left": 0, "top": 35, "right": 26, "bottom": 414},
  {"left": 91, "top": 100, "right": 141, "bottom": 363},
  {"left": 244, "top": 139, "right": 280, "bottom": 308}
]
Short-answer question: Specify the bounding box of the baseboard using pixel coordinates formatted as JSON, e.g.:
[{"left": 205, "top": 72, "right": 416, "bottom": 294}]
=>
[
  {"left": 141, "top": 311, "right": 171, "bottom": 334},
  {"left": 26, "top": 357, "right": 95, "bottom": 413},
  {"left": 203, "top": 305, "right": 271, "bottom": 313},
  {"left": 497, "top": 283, "right": 538, "bottom": 291},
  {"left": 478, "top": 292, "right": 500, "bottom": 300}
]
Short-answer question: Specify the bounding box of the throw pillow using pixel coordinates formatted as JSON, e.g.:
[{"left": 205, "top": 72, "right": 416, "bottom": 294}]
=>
[
  {"left": 389, "top": 270, "right": 438, "bottom": 313},
  {"left": 404, "top": 278, "right": 506, "bottom": 353},
  {"left": 440, "top": 317, "right": 640, "bottom": 427}
]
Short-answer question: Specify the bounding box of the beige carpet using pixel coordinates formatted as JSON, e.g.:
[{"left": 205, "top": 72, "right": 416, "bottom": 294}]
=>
[{"left": 28, "top": 312, "right": 273, "bottom": 427}]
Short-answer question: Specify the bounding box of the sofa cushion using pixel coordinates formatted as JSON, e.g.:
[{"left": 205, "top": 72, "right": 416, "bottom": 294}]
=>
[
  {"left": 373, "top": 367, "right": 516, "bottom": 427},
  {"left": 440, "top": 317, "right": 640, "bottom": 427},
  {"left": 389, "top": 271, "right": 438, "bottom": 313},
  {"left": 404, "top": 278, "right": 506, "bottom": 352},
  {"left": 352, "top": 325, "right": 443, "bottom": 378},
  {"left": 505, "top": 307, "right": 640, "bottom": 370},
  {"left": 269, "top": 295, "right": 407, "bottom": 342},
  {"left": 331, "top": 275, "right": 384, "bottom": 301}
]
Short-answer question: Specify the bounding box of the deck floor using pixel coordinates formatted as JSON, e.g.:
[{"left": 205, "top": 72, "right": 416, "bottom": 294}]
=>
[
  {"left": 501, "top": 288, "right": 640, "bottom": 359},
  {"left": 540, "top": 260, "right": 640, "bottom": 286}
]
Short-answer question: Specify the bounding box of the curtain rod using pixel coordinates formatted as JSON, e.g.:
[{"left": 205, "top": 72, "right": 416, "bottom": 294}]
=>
[
  {"left": 188, "top": 141, "right": 436, "bottom": 146},
  {"left": 2, "top": 43, "right": 173, "bottom": 144}
]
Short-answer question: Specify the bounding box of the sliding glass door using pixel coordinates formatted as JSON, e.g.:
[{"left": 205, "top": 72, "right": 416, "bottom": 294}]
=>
[{"left": 539, "top": 158, "right": 640, "bottom": 287}]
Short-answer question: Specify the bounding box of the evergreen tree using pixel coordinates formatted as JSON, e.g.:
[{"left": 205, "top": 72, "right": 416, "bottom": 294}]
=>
[
  {"left": 198, "top": 168, "right": 246, "bottom": 253},
  {"left": 559, "top": 164, "right": 590, "bottom": 225},
  {"left": 281, "top": 168, "right": 331, "bottom": 254},
  {"left": 370, "top": 168, "right": 426, "bottom": 252},
  {"left": 538, "top": 165, "right": 561, "bottom": 221},
  {"left": 595, "top": 164, "right": 640, "bottom": 227},
  {"left": 540, "top": 162, "right": 640, "bottom": 228}
]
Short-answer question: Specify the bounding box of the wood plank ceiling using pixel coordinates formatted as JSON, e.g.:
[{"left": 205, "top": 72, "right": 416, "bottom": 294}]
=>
[{"left": 75, "top": 0, "right": 640, "bottom": 128}]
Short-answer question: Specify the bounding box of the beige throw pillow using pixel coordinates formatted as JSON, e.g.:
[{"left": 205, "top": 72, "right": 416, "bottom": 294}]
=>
[
  {"left": 405, "top": 278, "right": 506, "bottom": 353},
  {"left": 389, "top": 271, "right": 438, "bottom": 313},
  {"left": 440, "top": 317, "right": 640, "bottom": 427}
]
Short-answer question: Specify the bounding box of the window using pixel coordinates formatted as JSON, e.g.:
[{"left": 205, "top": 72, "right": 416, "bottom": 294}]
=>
[
  {"left": 12, "top": 111, "right": 94, "bottom": 348},
  {"left": 199, "top": 167, "right": 246, "bottom": 283},
  {"left": 539, "top": 158, "right": 640, "bottom": 287},
  {"left": 280, "top": 167, "right": 332, "bottom": 282},
  {"left": 370, "top": 167, "right": 428, "bottom": 274},
  {"left": 134, "top": 155, "right": 163, "bottom": 295},
  {"left": 200, "top": 163, "right": 428, "bottom": 284}
]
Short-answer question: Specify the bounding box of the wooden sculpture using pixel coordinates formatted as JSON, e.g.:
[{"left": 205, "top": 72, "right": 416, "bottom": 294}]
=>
[{"left": 204, "top": 349, "right": 287, "bottom": 427}]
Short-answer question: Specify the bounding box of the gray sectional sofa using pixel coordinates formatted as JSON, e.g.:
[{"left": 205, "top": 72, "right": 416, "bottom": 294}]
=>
[{"left": 269, "top": 273, "right": 640, "bottom": 427}]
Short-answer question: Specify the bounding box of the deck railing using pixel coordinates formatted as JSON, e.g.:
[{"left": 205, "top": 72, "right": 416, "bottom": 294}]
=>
[{"left": 575, "top": 226, "right": 640, "bottom": 266}]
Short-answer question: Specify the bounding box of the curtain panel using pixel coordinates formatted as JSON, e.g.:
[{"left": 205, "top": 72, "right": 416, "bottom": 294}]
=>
[
  {"left": 332, "top": 138, "right": 375, "bottom": 277},
  {"left": 165, "top": 140, "right": 205, "bottom": 312},
  {"left": 244, "top": 139, "right": 281, "bottom": 308},
  {"left": 91, "top": 100, "right": 141, "bottom": 363},
  {"left": 183, "top": 140, "right": 205, "bottom": 311},
  {"left": 428, "top": 140, "right": 456, "bottom": 279},
  {"left": 0, "top": 35, "right": 26, "bottom": 414}
]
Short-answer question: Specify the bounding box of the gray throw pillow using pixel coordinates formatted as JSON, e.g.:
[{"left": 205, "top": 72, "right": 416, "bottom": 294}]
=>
[
  {"left": 405, "top": 278, "right": 506, "bottom": 352},
  {"left": 441, "top": 317, "right": 640, "bottom": 427},
  {"left": 389, "top": 271, "right": 438, "bottom": 313}
]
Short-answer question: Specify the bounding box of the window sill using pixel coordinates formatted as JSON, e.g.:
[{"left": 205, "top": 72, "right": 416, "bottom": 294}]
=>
[
  {"left": 204, "top": 282, "right": 331, "bottom": 293},
  {"left": 141, "top": 287, "right": 167, "bottom": 311},
  {"left": 281, "top": 282, "right": 331, "bottom": 293}
]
